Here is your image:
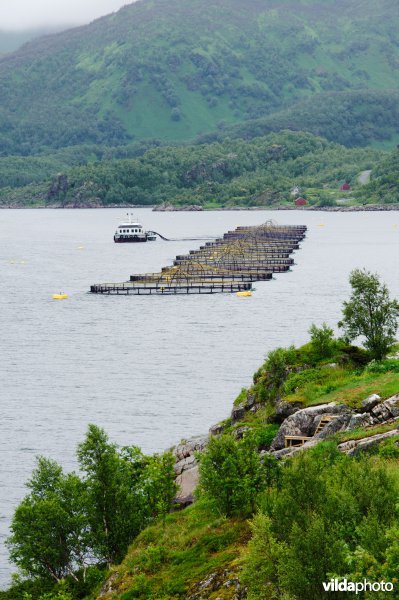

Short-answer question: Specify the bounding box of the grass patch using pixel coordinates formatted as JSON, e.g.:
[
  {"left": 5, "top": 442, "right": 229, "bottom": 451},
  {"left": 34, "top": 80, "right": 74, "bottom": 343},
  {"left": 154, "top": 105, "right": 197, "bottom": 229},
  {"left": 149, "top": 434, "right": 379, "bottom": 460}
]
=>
[
  {"left": 283, "top": 369, "right": 399, "bottom": 410},
  {"left": 334, "top": 421, "right": 399, "bottom": 444},
  {"left": 103, "top": 501, "right": 249, "bottom": 599}
]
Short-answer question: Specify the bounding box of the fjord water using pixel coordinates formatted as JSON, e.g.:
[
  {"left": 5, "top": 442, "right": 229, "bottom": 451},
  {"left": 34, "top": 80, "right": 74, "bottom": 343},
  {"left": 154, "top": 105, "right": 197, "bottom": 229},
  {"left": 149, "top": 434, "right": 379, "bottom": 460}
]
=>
[{"left": 1, "top": 208, "right": 399, "bottom": 584}]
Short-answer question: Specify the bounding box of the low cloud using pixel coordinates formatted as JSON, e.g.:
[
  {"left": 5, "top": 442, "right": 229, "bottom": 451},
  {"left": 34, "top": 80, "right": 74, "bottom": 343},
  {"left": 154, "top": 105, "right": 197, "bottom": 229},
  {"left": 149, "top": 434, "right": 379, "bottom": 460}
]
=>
[{"left": 0, "top": 0, "right": 133, "bottom": 30}]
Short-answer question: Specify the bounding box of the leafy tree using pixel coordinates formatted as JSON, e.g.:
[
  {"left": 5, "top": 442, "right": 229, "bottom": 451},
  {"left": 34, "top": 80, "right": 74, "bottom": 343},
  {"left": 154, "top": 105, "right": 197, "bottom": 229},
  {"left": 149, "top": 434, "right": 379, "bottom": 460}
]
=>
[
  {"left": 6, "top": 427, "right": 177, "bottom": 593},
  {"left": 77, "top": 425, "right": 177, "bottom": 564},
  {"left": 198, "top": 433, "right": 267, "bottom": 516},
  {"left": 308, "top": 322, "right": 335, "bottom": 359},
  {"left": 240, "top": 514, "right": 282, "bottom": 600},
  {"left": 142, "top": 452, "right": 177, "bottom": 524},
  {"left": 77, "top": 425, "right": 147, "bottom": 565},
  {"left": 338, "top": 269, "right": 399, "bottom": 360},
  {"left": 7, "top": 458, "right": 89, "bottom": 583}
]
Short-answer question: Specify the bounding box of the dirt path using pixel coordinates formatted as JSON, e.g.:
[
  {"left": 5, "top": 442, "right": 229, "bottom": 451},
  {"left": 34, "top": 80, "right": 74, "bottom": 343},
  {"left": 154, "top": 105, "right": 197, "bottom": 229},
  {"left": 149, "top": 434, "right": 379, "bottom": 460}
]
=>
[{"left": 358, "top": 169, "right": 372, "bottom": 185}]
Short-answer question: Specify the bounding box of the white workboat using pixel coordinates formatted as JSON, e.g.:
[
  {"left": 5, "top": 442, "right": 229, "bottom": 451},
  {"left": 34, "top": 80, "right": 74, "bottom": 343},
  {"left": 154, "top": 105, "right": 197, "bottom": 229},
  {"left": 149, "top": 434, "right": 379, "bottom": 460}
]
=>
[{"left": 114, "top": 214, "right": 157, "bottom": 243}]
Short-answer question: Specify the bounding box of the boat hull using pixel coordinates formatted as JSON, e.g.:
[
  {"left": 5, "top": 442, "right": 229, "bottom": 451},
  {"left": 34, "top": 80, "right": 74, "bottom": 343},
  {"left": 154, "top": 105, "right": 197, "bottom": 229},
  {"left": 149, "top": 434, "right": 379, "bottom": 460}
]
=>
[{"left": 114, "top": 236, "right": 148, "bottom": 243}]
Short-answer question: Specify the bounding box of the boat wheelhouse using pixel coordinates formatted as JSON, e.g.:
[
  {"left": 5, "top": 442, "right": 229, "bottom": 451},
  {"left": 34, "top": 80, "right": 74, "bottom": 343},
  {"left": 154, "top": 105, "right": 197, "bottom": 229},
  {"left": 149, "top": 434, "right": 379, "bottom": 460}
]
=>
[{"left": 114, "top": 214, "right": 154, "bottom": 243}]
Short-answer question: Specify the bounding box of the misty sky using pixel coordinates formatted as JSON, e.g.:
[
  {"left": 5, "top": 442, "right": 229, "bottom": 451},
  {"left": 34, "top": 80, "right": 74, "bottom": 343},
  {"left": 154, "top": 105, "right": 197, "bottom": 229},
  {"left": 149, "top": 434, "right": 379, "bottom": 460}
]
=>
[{"left": 0, "top": 0, "right": 135, "bottom": 30}]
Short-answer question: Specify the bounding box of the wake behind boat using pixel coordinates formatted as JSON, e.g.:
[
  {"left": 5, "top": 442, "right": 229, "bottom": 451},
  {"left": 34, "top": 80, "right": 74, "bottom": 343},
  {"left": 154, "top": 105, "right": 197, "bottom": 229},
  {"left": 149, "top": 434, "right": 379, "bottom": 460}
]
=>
[{"left": 114, "top": 214, "right": 157, "bottom": 243}]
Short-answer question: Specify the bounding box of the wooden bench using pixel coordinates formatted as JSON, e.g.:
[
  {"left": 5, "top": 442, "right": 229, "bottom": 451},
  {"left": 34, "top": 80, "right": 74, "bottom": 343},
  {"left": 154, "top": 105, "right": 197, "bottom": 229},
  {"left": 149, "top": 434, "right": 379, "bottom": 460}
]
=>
[{"left": 284, "top": 435, "right": 312, "bottom": 448}]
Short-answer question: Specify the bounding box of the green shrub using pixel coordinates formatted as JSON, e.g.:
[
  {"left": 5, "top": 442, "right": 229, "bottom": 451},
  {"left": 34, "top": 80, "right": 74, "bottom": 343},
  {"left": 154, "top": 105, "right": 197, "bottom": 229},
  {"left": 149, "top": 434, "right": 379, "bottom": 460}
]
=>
[
  {"left": 378, "top": 438, "right": 399, "bottom": 458},
  {"left": 198, "top": 433, "right": 267, "bottom": 517},
  {"left": 283, "top": 368, "right": 324, "bottom": 395},
  {"left": 254, "top": 424, "right": 280, "bottom": 450},
  {"left": 309, "top": 322, "right": 336, "bottom": 359},
  {"left": 365, "top": 359, "right": 399, "bottom": 374},
  {"left": 243, "top": 448, "right": 399, "bottom": 599}
]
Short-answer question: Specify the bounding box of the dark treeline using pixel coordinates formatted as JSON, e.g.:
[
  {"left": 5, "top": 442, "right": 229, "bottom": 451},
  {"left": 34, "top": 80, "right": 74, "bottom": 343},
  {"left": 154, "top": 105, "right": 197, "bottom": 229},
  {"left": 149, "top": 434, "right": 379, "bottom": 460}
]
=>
[{"left": 0, "top": 131, "right": 381, "bottom": 207}]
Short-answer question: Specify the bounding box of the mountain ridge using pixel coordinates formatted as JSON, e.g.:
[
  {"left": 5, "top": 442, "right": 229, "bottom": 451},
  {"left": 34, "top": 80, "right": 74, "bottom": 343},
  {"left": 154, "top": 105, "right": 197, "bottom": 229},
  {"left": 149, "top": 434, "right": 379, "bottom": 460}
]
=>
[{"left": 1, "top": 0, "right": 399, "bottom": 156}]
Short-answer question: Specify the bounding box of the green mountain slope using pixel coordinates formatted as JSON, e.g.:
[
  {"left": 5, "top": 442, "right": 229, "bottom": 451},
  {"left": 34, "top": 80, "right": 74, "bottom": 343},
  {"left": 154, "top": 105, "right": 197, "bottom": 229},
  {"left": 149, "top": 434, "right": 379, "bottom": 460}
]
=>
[
  {"left": 197, "top": 90, "right": 399, "bottom": 148},
  {"left": 1, "top": 0, "right": 399, "bottom": 155}
]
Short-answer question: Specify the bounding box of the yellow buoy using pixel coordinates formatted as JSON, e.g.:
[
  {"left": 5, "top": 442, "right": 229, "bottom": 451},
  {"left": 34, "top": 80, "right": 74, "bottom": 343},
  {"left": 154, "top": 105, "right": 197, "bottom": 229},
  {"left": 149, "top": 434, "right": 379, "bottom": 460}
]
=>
[
  {"left": 237, "top": 291, "right": 252, "bottom": 297},
  {"left": 52, "top": 293, "right": 69, "bottom": 300}
]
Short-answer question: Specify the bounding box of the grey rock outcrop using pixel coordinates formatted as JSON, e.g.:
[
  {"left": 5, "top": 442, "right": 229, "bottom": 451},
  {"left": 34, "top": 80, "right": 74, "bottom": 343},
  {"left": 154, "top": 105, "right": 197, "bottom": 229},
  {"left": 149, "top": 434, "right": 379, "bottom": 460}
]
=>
[
  {"left": 231, "top": 403, "right": 245, "bottom": 423},
  {"left": 338, "top": 428, "right": 399, "bottom": 456},
  {"left": 275, "top": 400, "right": 303, "bottom": 422},
  {"left": 232, "top": 426, "right": 250, "bottom": 439},
  {"left": 175, "top": 465, "right": 199, "bottom": 508},
  {"left": 371, "top": 394, "right": 399, "bottom": 420},
  {"left": 270, "top": 402, "right": 350, "bottom": 451},
  {"left": 174, "top": 454, "right": 196, "bottom": 476},
  {"left": 173, "top": 435, "right": 207, "bottom": 507},
  {"left": 314, "top": 414, "right": 352, "bottom": 439},
  {"left": 174, "top": 435, "right": 208, "bottom": 462},
  {"left": 361, "top": 394, "right": 381, "bottom": 412},
  {"left": 209, "top": 422, "right": 226, "bottom": 436},
  {"left": 347, "top": 413, "right": 373, "bottom": 429}
]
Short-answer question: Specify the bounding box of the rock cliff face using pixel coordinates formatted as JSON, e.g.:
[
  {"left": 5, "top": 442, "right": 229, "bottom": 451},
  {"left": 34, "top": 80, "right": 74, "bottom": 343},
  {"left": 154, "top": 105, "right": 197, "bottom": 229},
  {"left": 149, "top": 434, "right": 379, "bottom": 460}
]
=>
[{"left": 173, "top": 436, "right": 208, "bottom": 507}]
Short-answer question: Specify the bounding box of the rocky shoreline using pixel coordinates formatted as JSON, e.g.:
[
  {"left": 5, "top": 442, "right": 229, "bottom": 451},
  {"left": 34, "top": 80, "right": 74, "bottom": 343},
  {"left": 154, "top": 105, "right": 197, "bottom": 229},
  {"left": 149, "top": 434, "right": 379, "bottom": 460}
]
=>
[
  {"left": 155, "top": 203, "right": 399, "bottom": 212},
  {"left": 3, "top": 203, "right": 399, "bottom": 211}
]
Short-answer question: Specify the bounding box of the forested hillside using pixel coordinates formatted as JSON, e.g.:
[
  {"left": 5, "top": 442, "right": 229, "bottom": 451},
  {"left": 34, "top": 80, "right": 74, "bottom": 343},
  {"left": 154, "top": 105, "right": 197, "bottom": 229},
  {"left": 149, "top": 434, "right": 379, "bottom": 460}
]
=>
[
  {"left": 0, "top": 131, "right": 381, "bottom": 208},
  {"left": 357, "top": 147, "right": 399, "bottom": 204},
  {"left": 198, "top": 90, "right": 399, "bottom": 149},
  {"left": 1, "top": 0, "right": 399, "bottom": 156}
]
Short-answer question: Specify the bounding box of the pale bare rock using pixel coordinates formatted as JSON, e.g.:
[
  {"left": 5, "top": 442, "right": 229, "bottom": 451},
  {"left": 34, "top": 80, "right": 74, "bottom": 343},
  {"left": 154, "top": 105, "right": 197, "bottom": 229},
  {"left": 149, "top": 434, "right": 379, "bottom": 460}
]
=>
[
  {"left": 174, "top": 454, "right": 196, "bottom": 476},
  {"left": 358, "top": 169, "right": 372, "bottom": 185},
  {"left": 175, "top": 465, "right": 199, "bottom": 507},
  {"left": 361, "top": 393, "right": 381, "bottom": 412}
]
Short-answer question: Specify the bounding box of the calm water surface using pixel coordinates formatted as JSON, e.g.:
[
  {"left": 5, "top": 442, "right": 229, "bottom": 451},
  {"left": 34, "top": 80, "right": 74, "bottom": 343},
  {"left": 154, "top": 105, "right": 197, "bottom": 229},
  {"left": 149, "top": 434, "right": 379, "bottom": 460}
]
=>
[{"left": 1, "top": 208, "right": 399, "bottom": 585}]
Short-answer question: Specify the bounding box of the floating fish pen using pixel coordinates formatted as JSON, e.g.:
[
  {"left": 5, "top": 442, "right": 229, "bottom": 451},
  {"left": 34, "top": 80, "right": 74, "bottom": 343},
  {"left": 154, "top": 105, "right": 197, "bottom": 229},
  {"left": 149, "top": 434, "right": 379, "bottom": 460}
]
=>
[{"left": 90, "top": 221, "right": 306, "bottom": 295}]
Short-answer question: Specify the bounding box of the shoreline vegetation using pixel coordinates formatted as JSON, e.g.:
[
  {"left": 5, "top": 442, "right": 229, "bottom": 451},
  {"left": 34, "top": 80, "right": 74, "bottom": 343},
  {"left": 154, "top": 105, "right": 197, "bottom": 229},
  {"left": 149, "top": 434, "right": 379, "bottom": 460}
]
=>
[
  {"left": 2, "top": 270, "right": 399, "bottom": 600},
  {"left": 1, "top": 131, "right": 398, "bottom": 211}
]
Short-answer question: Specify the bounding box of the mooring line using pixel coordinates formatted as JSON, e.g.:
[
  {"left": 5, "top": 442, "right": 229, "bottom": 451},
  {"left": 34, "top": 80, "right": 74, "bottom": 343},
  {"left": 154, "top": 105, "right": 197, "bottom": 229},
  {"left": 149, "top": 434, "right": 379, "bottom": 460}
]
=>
[{"left": 147, "top": 231, "right": 217, "bottom": 241}]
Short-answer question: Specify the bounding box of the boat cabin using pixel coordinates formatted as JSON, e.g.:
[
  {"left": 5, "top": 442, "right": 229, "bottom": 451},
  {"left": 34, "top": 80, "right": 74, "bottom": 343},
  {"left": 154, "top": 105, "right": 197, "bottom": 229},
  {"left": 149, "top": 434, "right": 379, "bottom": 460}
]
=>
[{"left": 114, "top": 214, "right": 149, "bottom": 243}]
